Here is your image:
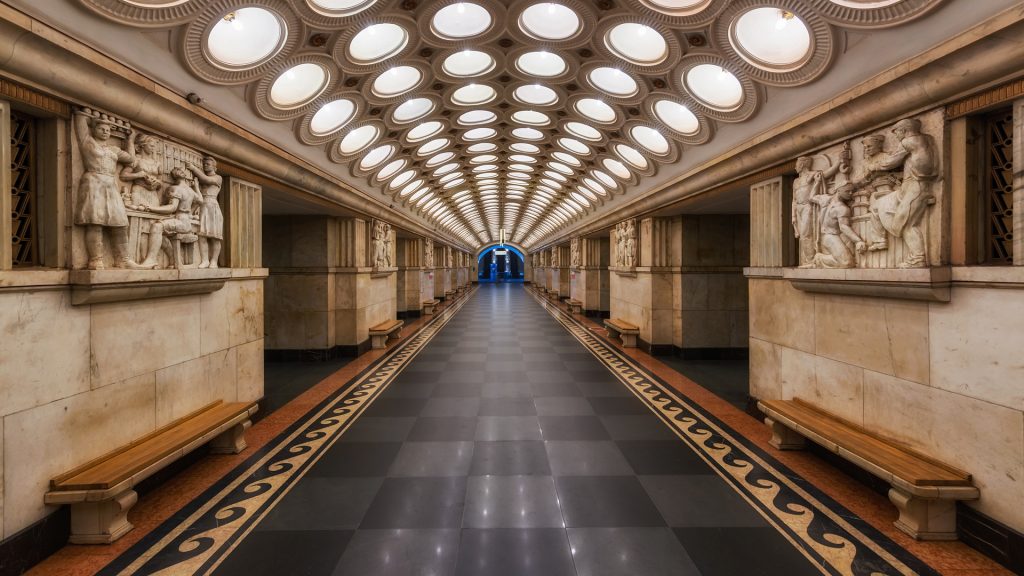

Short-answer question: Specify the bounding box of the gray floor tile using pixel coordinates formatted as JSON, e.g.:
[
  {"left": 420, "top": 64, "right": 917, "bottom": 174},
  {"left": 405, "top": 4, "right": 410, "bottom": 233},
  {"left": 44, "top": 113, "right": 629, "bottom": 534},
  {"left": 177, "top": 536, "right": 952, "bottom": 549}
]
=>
[
  {"left": 545, "top": 441, "right": 634, "bottom": 476},
  {"left": 455, "top": 529, "right": 576, "bottom": 576},
  {"left": 332, "top": 529, "right": 459, "bottom": 576},
  {"left": 388, "top": 442, "right": 475, "bottom": 477},
  {"left": 360, "top": 477, "right": 467, "bottom": 529},
  {"left": 476, "top": 416, "right": 542, "bottom": 441},
  {"left": 421, "top": 397, "right": 481, "bottom": 417},
  {"left": 463, "top": 476, "right": 563, "bottom": 528},
  {"left": 478, "top": 397, "right": 537, "bottom": 416},
  {"left": 555, "top": 476, "right": 666, "bottom": 528},
  {"left": 640, "top": 476, "right": 769, "bottom": 528},
  {"left": 568, "top": 527, "right": 701, "bottom": 576},
  {"left": 258, "top": 477, "right": 383, "bottom": 531},
  {"left": 340, "top": 417, "right": 417, "bottom": 443},
  {"left": 534, "top": 397, "right": 594, "bottom": 416},
  {"left": 408, "top": 417, "right": 478, "bottom": 441},
  {"left": 469, "top": 441, "right": 551, "bottom": 476},
  {"left": 539, "top": 415, "right": 611, "bottom": 440},
  {"left": 308, "top": 442, "right": 402, "bottom": 477}
]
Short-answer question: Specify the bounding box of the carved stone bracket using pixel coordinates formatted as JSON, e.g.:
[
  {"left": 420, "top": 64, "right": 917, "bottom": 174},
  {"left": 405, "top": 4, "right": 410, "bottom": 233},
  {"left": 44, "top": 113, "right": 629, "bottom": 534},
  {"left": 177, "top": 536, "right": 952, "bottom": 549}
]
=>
[
  {"left": 69, "top": 268, "right": 234, "bottom": 305},
  {"left": 784, "top": 266, "right": 951, "bottom": 302}
]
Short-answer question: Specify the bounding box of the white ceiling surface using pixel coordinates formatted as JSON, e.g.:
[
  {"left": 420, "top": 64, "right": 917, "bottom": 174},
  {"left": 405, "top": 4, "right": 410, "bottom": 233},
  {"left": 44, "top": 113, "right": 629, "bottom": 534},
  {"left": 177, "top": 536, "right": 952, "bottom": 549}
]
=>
[{"left": 9, "top": 0, "right": 1018, "bottom": 250}]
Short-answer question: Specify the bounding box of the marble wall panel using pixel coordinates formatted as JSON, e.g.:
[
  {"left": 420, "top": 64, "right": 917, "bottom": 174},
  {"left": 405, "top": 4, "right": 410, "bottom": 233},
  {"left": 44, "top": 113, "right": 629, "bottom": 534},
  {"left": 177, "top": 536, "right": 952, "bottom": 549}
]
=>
[
  {"left": 2, "top": 373, "right": 156, "bottom": 538},
  {"left": 227, "top": 278, "right": 265, "bottom": 348},
  {"left": 199, "top": 283, "right": 230, "bottom": 356},
  {"left": 0, "top": 291, "right": 90, "bottom": 415},
  {"left": 749, "top": 338, "right": 781, "bottom": 399},
  {"left": 155, "top": 355, "right": 211, "bottom": 426},
  {"left": 235, "top": 339, "right": 264, "bottom": 402},
  {"left": 748, "top": 278, "right": 816, "bottom": 354}
]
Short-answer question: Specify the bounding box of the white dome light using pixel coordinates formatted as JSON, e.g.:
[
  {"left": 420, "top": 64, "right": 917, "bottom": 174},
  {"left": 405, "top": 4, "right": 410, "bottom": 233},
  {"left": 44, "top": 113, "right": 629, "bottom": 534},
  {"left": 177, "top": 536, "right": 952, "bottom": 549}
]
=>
[
  {"left": 566, "top": 122, "right": 602, "bottom": 141},
  {"left": 515, "top": 84, "right": 558, "bottom": 106},
  {"left": 360, "top": 144, "right": 395, "bottom": 170},
  {"left": 603, "top": 158, "right": 630, "bottom": 179},
  {"left": 642, "top": 0, "right": 710, "bottom": 15},
  {"left": 392, "top": 97, "right": 435, "bottom": 123},
  {"left": 615, "top": 143, "right": 649, "bottom": 169},
  {"left": 605, "top": 23, "right": 667, "bottom": 65},
  {"left": 588, "top": 67, "right": 639, "bottom": 97},
  {"left": 631, "top": 125, "right": 670, "bottom": 155},
  {"left": 348, "top": 23, "right": 407, "bottom": 64},
  {"left": 426, "top": 151, "right": 455, "bottom": 166},
  {"left": 511, "top": 142, "right": 541, "bottom": 153},
  {"left": 575, "top": 98, "right": 617, "bottom": 123},
  {"left": 513, "top": 127, "right": 545, "bottom": 140},
  {"left": 270, "top": 63, "right": 328, "bottom": 109},
  {"left": 452, "top": 83, "right": 496, "bottom": 105},
  {"left": 435, "top": 162, "right": 459, "bottom": 175},
  {"left": 464, "top": 127, "right": 497, "bottom": 140},
  {"left": 732, "top": 8, "right": 811, "bottom": 70},
  {"left": 468, "top": 142, "right": 498, "bottom": 153},
  {"left": 653, "top": 100, "right": 699, "bottom": 134},
  {"left": 558, "top": 137, "right": 590, "bottom": 155},
  {"left": 390, "top": 169, "right": 416, "bottom": 188},
  {"left": 432, "top": 2, "right": 492, "bottom": 39},
  {"left": 510, "top": 154, "right": 537, "bottom": 163},
  {"left": 309, "top": 0, "right": 377, "bottom": 16},
  {"left": 458, "top": 110, "right": 497, "bottom": 125},
  {"left": 471, "top": 154, "right": 499, "bottom": 163},
  {"left": 310, "top": 98, "right": 356, "bottom": 136},
  {"left": 593, "top": 169, "right": 617, "bottom": 189},
  {"left": 512, "top": 110, "right": 550, "bottom": 125},
  {"left": 552, "top": 151, "right": 581, "bottom": 166},
  {"left": 418, "top": 138, "right": 450, "bottom": 155},
  {"left": 372, "top": 66, "right": 422, "bottom": 97},
  {"left": 207, "top": 8, "right": 284, "bottom": 68},
  {"left": 442, "top": 49, "right": 495, "bottom": 77},
  {"left": 685, "top": 64, "right": 744, "bottom": 111},
  {"left": 516, "top": 51, "right": 567, "bottom": 78},
  {"left": 339, "top": 125, "right": 379, "bottom": 154},
  {"left": 377, "top": 159, "right": 407, "bottom": 180},
  {"left": 519, "top": 3, "right": 581, "bottom": 40}
]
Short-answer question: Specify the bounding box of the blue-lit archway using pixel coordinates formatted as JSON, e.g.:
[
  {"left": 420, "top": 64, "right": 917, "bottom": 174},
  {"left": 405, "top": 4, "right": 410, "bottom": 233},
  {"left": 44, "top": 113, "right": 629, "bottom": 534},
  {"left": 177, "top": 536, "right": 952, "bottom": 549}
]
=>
[{"left": 478, "top": 244, "right": 525, "bottom": 282}]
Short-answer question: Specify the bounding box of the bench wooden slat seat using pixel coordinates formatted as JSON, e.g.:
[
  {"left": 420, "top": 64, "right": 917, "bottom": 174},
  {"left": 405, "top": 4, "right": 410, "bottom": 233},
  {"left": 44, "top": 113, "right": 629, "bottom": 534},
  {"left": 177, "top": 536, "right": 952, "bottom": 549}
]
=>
[
  {"left": 46, "top": 400, "right": 257, "bottom": 544},
  {"left": 369, "top": 319, "right": 404, "bottom": 349},
  {"left": 758, "top": 398, "right": 978, "bottom": 541},
  {"left": 603, "top": 318, "right": 639, "bottom": 347},
  {"left": 566, "top": 299, "right": 583, "bottom": 314},
  {"left": 422, "top": 299, "right": 440, "bottom": 315}
]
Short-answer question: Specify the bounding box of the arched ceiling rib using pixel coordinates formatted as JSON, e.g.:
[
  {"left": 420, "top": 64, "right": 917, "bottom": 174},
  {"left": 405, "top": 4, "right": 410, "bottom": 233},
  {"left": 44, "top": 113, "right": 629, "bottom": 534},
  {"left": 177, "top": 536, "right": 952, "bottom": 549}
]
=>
[{"left": 71, "top": 0, "right": 948, "bottom": 249}]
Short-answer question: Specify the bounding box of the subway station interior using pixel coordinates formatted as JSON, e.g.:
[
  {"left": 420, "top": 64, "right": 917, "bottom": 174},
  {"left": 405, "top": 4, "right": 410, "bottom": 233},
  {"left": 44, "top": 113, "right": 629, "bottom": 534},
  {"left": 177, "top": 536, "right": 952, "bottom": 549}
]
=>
[{"left": 1, "top": 0, "right": 1023, "bottom": 574}]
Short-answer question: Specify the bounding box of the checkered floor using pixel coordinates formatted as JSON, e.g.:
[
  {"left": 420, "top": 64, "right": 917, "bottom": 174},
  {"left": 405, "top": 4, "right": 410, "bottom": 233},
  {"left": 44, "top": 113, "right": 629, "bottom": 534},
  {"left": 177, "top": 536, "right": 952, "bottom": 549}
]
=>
[{"left": 213, "top": 283, "right": 819, "bottom": 576}]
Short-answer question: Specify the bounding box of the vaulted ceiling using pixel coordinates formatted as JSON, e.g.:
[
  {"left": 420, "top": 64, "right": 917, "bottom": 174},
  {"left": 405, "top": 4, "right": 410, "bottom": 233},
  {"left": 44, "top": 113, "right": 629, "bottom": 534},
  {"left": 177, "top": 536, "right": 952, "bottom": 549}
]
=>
[{"left": 20, "top": 0, "right": 1008, "bottom": 249}]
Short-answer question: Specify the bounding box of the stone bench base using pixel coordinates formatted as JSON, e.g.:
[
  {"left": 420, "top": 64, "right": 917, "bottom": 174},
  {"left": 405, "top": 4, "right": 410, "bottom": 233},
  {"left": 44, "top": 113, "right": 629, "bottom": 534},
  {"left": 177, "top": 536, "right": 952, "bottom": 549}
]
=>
[{"left": 604, "top": 319, "right": 639, "bottom": 348}]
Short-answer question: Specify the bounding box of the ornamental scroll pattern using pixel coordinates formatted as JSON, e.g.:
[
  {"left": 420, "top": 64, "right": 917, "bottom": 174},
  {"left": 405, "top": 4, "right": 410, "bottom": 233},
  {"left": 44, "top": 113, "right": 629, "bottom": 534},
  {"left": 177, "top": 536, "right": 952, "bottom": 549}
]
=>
[
  {"left": 72, "top": 107, "right": 224, "bottom": 270},
  {"left": 791, "top": 112, "right": 943, "bottom": 269},
  {"left": 614, "top": 219, "right": 637, "bottom": 268}
]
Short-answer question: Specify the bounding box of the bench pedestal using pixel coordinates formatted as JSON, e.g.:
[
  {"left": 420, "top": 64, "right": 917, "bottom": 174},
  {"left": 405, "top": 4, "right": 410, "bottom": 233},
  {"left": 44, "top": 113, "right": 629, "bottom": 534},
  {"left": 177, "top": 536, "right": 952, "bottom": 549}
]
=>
[
  {"left": 209, "top": 419, "right": 251, "bottom": 454},
  {"left": 567, "top": 299, "right": 583, "bottom": 314},
  {"left": 63, "top": 489, "right": 138, "bottom": 544},
  {"left": 889, "top": 487, "right": 959, "bottom": 540},
  {"left": 766, "top": 417, "right": 808, "bottom": 450},
  {"left": 423, "top": 300, "right": 438, "bottom": 315},
  {"left": 604, "top": 320, "right": 639, "bottom": 348}
]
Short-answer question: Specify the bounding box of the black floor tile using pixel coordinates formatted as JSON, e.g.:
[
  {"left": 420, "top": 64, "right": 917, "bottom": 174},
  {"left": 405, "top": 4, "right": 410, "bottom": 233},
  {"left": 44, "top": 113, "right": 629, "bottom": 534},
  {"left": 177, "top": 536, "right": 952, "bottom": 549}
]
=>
[
  {"left": 469, "top": 441, "right": 552, "bottom": 476},
  {"left": 360, "top": 477, "right": 467, "bottom": 529},
  {"left": 567, "top": 527, "right": 701, "bottom": 576},
  {"left": 555, "top": 476, "right": 666, "bottom": 528},
  {"left": 454, "top": 529, "right": 576, "bottom": 576},
  {"left": 421, "top": 397, "right": 481, "bottom": 417},
  {"left": 616, "top": 441, "right": 715, "bottom": 475},
  {"left": 213, "top": 530, "right": 353, "bottom": 576},
  {"left": 545, "top": 441, "right": 634, "bottom": 476},
  {"left": 408, "top": 417, "right": 479, "bottom": 441},
  {"left": 387, "top": 441, "right": 474, "bottom": 477},
  {"left": 587, "top": 397, "right": 652, "bottom": 416},
  {"left": 332, "top": 529, "right": 459, "bottom": 576},
  {"left": 476, "top": 416, "right": 542, "bottom": 441},
  {"left": 674, "top": 527, "right": 822, "bottom": 576},
  {"left": 600, "top": 415, "right": 679, "bottom": 441},
  {"left": 478, "top": 397, "right": 537, "bottom": 416},
  {"left": 363, "top": 398, "right": 429, "bottom": 417},
  {"left": 534, "top": 396, "right": 594, "bottom": 416},
  {"left": 258, "top": 477, "right": 382, "bottom": 531},
  {"left": 539, "top": 415, "right": 611, "bottom": 441},
  {"left": 308, "top": 442, "right": 402, "bottom": 477},
  {"left": 640, "top": 476, "right": 769, "bottom": 528},
  {"left": 463, "top": 476, "right": 563, "bottom": 528},
  {"left": 340, "top": 417, "right": 417, "bottom": 443}
]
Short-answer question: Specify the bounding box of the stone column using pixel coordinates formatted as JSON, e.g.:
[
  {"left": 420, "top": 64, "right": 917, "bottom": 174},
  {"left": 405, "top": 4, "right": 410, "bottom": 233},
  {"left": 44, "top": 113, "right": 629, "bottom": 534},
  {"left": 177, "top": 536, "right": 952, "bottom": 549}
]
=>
[
  {"left": 434, "top": 245, "right": 452, "bottom": 300},
  {"left": 609, "top": 217, "right": 678, "bottom": 353},
  {"left": 571, "top": 237, "right": 610, "bottom": 317},
  {"left": 224, "top": 176, "right": 263, "bottom": 268},
  {"left": 1014, "top": 98, "right": 1023, "bottom": 265},
  {"left": 749, "top": 176, "right": 792, "bottom": 269},
  {"left": 396, "top": 237, "right": 424, "bottom": 318},
  {"left": 334, "top": 218, "right": 396, "bottom": 354}
]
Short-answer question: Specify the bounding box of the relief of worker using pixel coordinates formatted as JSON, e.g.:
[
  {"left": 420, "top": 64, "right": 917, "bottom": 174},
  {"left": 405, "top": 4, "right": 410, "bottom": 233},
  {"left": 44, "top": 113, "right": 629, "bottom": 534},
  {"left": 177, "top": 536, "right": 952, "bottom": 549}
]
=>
[
  {"left": 188, "top": 157, "right": 224, "bottom": 268},
  {"left": 134, "top": 167, "right": 204, "bottom": 268},
  {"left": 811, "top": 184, "right": 866, "bottom": 269},
  {"left": 792, "top": 153, "right": 846, "bottom": 268}
]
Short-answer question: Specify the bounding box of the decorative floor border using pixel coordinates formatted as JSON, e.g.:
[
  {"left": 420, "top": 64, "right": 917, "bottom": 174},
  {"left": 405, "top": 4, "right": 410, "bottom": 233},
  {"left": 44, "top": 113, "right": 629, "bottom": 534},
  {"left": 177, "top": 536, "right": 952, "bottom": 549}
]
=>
[
  {"left": 525, "top": 287, "right": 940, "bottom": 576},
  {"left": 98, "top": 288, "right": 477, "bottom": 576}
]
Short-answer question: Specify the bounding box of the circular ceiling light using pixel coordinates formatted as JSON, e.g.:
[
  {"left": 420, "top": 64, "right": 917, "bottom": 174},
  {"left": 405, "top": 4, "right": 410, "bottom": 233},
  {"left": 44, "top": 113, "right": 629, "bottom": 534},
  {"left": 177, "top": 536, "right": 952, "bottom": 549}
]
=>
[
  {"left": 458, "top": 110, "right": 497, "bottom": 125},
  {"left": 418, "top": 137, "right": 450, "bottom": 155},
  {"left": 426, "top": 151, "right": 455, "bottom": 166},
  {"left": 434, "top": 162, "right": 459, "bottom": 175},
  {"left": 514, "top": 84, "right": 558, "bottom": 106},
  {"left": 588, "top": 67, "right": 639, "bottom": 97},
  {"left": 372, "top": 65, "right": 422, "bottom": 97},
  {"left": 359, "top": 143, "right": 395, "bottom": 170},
  {"left": 653, "top": 99, "right": 699, "bottom": 134},
  {"left": 391, "top": 97, "right": 435, "bottom": 123},
  {"left": 270, "top": 63, "right": 328, "bottom": 109},
  {"left": 339, "top": 124, "right": 379, "bottom": 154},
  {"left": 512, "top": 110, "right": 550, "bottom": 125},
  {"left": 605, "top": 23, "right": 667, "bottom": 65},
  {"left": 452, "top": 83, "right": 497, "bottom": 106},
  {"left": 516, "top": 51, "right": 567, "bottom": 78},
  {"left": 406, "top": 120, "right": 444, "bottom": 142},
  {"left": 615, "top": 143, "right": 649, "bottom": 169},
  {"left": 399, "top": 178, "right": 424, "bottom": 196},
  {"left": 471, "top": 154, "right": 499, "bottom": 163},
  {"left": 575, "top": 98, "right": 617, "bottom": 123},
  {"left": 511, "top": 142, "right": 541, "bottom": 153},
  {"left": 207, "top": 8, "right": 284, "bottom": 69},
  {"left": 519, "top": 3, "right": 581, "bottom": 40},
  {"left": 389, "top": 169, "right": 416, "bottom": 189},
  {"left": 603, "top": 157, "right": 631, "bottom": 179},
  {"left": 348, "top": 23, "right": 407, "bottom": 64},
  {"left": 552, "top": 151, "right": 581, "bottom": 166},
  {"left": 464, "top": 127, "right": 497, "bottom": 140},
  {"left": 442, "top": 49, "right": 495, "bottom": 77},
  {"left": 308, "top": 0, "right": 378, "bottom": 16},
  {"left": 630, "top": 125, "right": 670, "bottom": 155},
  {"left": 510, "top": 154, "right": 537, "bottom": 163},
  {"left": 641, "top": 0, "right": 711, "bottom": 16},
  {"left": 592, "top": 169, "right": 617, "bottom": 189},
  {"left": 512, "top": 127, "right": 545, "bottom": 140},
  {"left": 685, "top": 64, "right": 744, "bottom": 111},
  {"left": 432, "top": 2, "right": 492, "bottom": 39},
  {"left": 565, "top": 121, "right": 602, "bottom": 141},
  {"left": 731, "top": 8, "right": 811, "bottom": 70},
  {"left": 377, "top": 158, "right": 407, "bottom": 181},
  {"left": 468, "top": 142, "right": 498, "bottom": 153},
  {"left": 309, "top": 98, "right": 356, "bottom": 136},
  {"left": 558, "top": 137, "right": 590, "bottom": 155}
]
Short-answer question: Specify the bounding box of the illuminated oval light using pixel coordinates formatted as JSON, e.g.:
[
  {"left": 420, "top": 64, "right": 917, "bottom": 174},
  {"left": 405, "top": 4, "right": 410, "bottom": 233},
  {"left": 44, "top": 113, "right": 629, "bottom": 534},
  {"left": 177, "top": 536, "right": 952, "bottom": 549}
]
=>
[
  {"left": 588, "top": 67, "right": 639, "bottom": 97},
  {"left": 552, "top": 151, "right": 581, "bottom": 166},
  {"left": 643, "top": 0, "right": 711, "bottom": 15},
  {"left": 452, "top": 83, "right": 496, "bottom": 106},
  {"left": 432, "top": 2, "right": 492, "bottom": 39},
  {"left": 605, "top": 23, "right": 667, "bottom": 65},
  {"left": 576, "top": 98, "right": 617, "bottom": 123},
  {"left": 510, "top": 154, "right": 537, "bottom": 163},
  {"left": 389, "top": 169, "right": 416, "bottom": 188},
  {"left": 309, "top": 0, "right": 377, "bottom": 16},
  {"left": 464, "top": 127, "right": 496, "bottom": 140},
  {"left": 615, "top": 143, "right": 649, "bottom": 169},
  {"left": 471, "top": 154, "right": 499, "bottom": 163},
  {"left": 426, "top": 151, "right": 455, "bottom": 166},
  {"left": 207, "top": 8, "right": 284, "bottom": 68},
  {"left": 392, "top": 97, "right": 434, "bottom": 123},
  {"left": 513, "top": 127, "right": 544, "bottom": 140},
  {"left": 519, "top": 3, "right": 581, "bottom": 40},
  {"left": 515, "top": 84, "right": 558, "bottom": 106},
  {"left": 360, "top": 143, "right": 395, "bottom": 170},
  {"left": 512, "top": 110, "right": 550, "bottom": 125},
  {"left": 459, "top": 110, "right": 496, "bottom": 125},
  {"left": 270, "top": 63, "right": 328, "bottom": 109},
  {"left": 559, "top": 137, "right": 590, "bottom": 155},
  {"left": 399, "top": 178, "right": 424, "bottom": 196},
  {"left": 310, "top": 98, "right": 356, "bottom": 136},
  {"left": 377, "top": 159, "right": 406, "bottom": 180},
  {"left": 372, "top": 66, "right": 422, "bottom": 97},
  {"left": 418, "top": 137, "right": 449, "bottom": 155},
  {"left": 468, "top": 142, "right": 497, "bottom": 153},
  {"left": 631, "top": 125, "right": 669, "bottom": 155},
  {"left": 511, "top": 142, "right": 541, "bottom": 153},
  {"left": 604, "top": 157, "right": 631, "bottom": 178},
  {"left": 565, "top": 121, "right": 602, "bottom": 141},
  {"left": 406, "top": 120, "right": 444, "bottom": 142},
  {"left": 516, "top": 51, "right": 567, "bottom": 78},
  {"left": 653, "top": 99, "right": 699, "bottom": 134},
  {"left": 685, "top": 64, "right": 744, "bottom": 111},
  {"left": 348, "top": 23, "right": 407, "bottom": 64},
  {"left": 732, "top": 8, "right": 811, "bottom": 70},
  {"left": 339, "top": 124, "right": 379, "bottom": 154},
  {"left": 443, "top": 49, "right": 495, "bottom": 77}
]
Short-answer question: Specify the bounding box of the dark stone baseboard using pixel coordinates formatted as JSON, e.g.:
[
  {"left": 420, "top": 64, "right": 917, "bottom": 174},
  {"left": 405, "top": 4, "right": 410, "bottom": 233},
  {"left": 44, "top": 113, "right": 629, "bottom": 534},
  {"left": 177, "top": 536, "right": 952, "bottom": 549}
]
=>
[
  {"left": 583, "top": 309, "right": 611, "bottom": 319},
  {"left": 265, "top": 340, "right": 370, "bottom": 362},
  {"left": 674, "top": 347, "right": 750, "bottom": 360},
  {"left": 0, "top": 508, "right": 68, "bottom": 576},
  {"left": 638, "top": 339, "right": 675, "bottom": 356},
  {"left": 959, "top": 502, "right": 1024, "bottom": 573},
  {"left": 396, "top": 310, "right": 422, "bottom": 319}
]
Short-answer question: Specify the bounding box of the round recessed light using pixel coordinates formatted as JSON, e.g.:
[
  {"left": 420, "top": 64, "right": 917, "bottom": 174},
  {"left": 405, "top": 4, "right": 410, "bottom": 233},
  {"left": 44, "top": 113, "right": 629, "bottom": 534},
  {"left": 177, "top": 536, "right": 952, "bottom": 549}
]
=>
[
  {"left": 458, "top": 110, "right": 497, "bottom": 125},
  {"left": 270, "top": 63, "right": 328, "bottom": 109},
  {"left": 512, "top": 110, "right": 550, "bottom": 126},
  {"left": 575, "top": 98, "right": 617, "bottom": 123},
  {"left": 558, "top": 137, "right": 590, "bottom": 155},
  {"left": 552, "top": 151, "right": 581, "bottom": 166},
  {"left": 207, "top": 8, "right": 284, "bottom": 68},
  {"left": 418, "top": 137, "right": 450, "bottom": 155},
  {"left": 359, "top": 143, "right": 395, "bottom": 170},
  {"left": 685, "top": 64, "right": 744, "bottom": 111},
  {"left": 511, "top": 142, "right": 541, "bottom": 154},
  {"left": 391, "top": 97, "right": 435, "bottom": 123},
  {"left": 630, "top": 125, "right": 670, "bottom": 155},
  {"left": 308, "top": 0, "right": 378, "bottom": 16},
  {"left": 641, "top": 0, "right": 711, "bottom": 16},
  {"left": 519, "top": 2, "right": 581, "bottom": 40},
  {"left": 372, "top": 65, "right": 422, "bottom": 97},
  {"left": 348, "top": 23, "right": 407, "bottom": 64},
  {"left": 432, "top": 2, "right": 492, "bottom": 39},
  {"left": 588, "top": 67, "right": 639, "bottom": 97},
  {"left": 615, "top": 143, "right": 649, "bottom": 169},
  {"left": 389, "top": 169, "right": 417, "bottom": 188},
  {"left": 339, "top": 124, "right": 379, "bottom": 154},
  {"left": 731, "top": 8, "right": 812, "bottom": 70},
  {"left": 468, "top": 142, "right": 498, "bottom": 153},
  {"left": 653, "top": 99, "right": 699, "bottom": 134},
  {"left": 377, "top": 158, "right": 407, "bottom": 180},
  {"left": 514, "top": 84, "right": 558, "bottom": 106},
  {"left": 516, "top": 51, "right": 568, "bottom": 78},
  {"left": 464, "top": 127, "right": 497, "bottom": 140},
  {"left": 310, "top": 98, "right": 356, "bottom": 136},
  {"left": 565, "top": 121, "right": 602, "bottom": 141},
  {"left": 426, "top": 151, "right": 455, "bottom": 166},
  {"left": 442, "top": 49, "right": 495, "bottom": 77},
  {"left": 605, "top": 23, "right": 667, "bottom": 65},
  {"left": 406, "top": 120, "right": 445, "bottom": 142},
  {"left": 452, "top": 83, "right": 497, "bottom": 106},
  {"left": 603, "top": 157, "right": 631, "bottom": 179},
  {"left": 512, "top": 127, "right": 545, "bottom": 140}
]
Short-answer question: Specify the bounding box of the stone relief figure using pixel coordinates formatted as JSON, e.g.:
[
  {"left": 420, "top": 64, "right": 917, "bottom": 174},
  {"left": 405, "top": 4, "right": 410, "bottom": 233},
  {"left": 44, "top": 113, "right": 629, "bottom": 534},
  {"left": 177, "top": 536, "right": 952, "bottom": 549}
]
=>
[
  {"left": 371, "top": 220, "right": 393, "bottom": 268},
  {"left": 551, "top": 248, "right": 560, "bottom": 269},
  {"left": 792, "top": 149, "right": 849, "bottom": 267},
  {"left": 570, "top": 238, "right": 580, "bottom": 268},
  {"left": 121, "top": 134, "right": 163, "bottom": 209},
  {"left": 855, "top": 118, "right": 938, "bottom": 268},
  {"left": 74, "top": 108, "right": 147, "bottom": 270},
  {"left": 134, "top": 167, "right": 203, "bottom": 268},
  {"left": 188, "top": 157, "right": 224, "bottom": 268},
  {"left": 810, "top": 183, "right": 866, "bottom": 268},
  {"left": 424, "top": 238, "right": 434, "bottom": 268},
  {"left": 614, "top": 219, "right": 637, "bottom": 267},
  {"left": 445, "top": 246, "right": 453, "bottom": 268}
]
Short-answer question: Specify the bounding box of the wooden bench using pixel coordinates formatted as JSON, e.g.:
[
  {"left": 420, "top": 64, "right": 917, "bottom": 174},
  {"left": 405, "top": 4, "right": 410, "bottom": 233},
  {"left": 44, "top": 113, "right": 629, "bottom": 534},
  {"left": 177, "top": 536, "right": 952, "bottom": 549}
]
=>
[
  {"left": 422, "top": 299, "right": 440, "bottom": 315},
  {"left": 758, "top": 398, "right": 979, "bottom": 541},
  {"left": 369, "top": 319, "right": 404, "bottom": 349},
  {"left": 46, "top": 400, "right": 257, "bottom": 544},
  {"left": 604, "top": 318, "right": 639, "bottom": 347},
  {"left": 566, "top": 299, "right": 583, "bottom": 314}
]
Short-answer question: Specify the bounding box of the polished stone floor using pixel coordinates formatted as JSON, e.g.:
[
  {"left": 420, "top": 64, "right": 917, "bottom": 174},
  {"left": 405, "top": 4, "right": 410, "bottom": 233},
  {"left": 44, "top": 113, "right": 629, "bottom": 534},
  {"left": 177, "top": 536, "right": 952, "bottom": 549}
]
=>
[
  {"left": 213, "top": 284, "right": 818, "bottom": 576},
  {"left": 263, "top": 357, "right": 352, "bottom": 418}
]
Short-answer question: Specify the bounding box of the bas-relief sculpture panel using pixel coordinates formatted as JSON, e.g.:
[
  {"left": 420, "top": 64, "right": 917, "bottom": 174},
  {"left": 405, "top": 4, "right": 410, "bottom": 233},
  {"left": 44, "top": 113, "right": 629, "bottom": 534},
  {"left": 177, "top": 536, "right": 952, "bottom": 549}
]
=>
[
  {"left": 370, "top": 219, "right": 393, "bottom": 270},
  {"left": 791, "top": 112, "right": 944, "bottom": 269},
  {"left": 613, "top": 219, "right": 637, "bottom": 268},
  {"left": 424, "top": 238, "right": 434, "bottom": 268},
  {"left": 570, "top": 237, "right": 580, "bottom": 268},
  {"left": 72, "top": 108, "right": 225, "bottom": 271}
]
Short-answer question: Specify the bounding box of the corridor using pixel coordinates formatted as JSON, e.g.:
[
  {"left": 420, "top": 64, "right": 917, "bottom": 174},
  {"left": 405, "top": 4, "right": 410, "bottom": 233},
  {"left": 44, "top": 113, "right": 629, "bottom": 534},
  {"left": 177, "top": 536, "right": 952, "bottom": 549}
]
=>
[{"left": 97, "top": 284, "right": 938, "bottom": 576}]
